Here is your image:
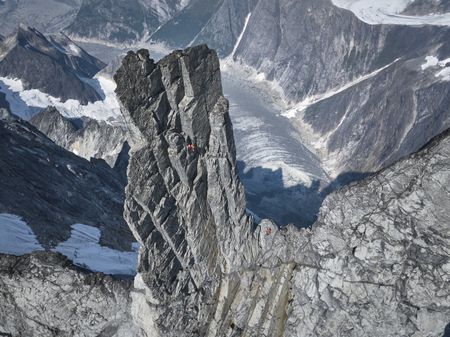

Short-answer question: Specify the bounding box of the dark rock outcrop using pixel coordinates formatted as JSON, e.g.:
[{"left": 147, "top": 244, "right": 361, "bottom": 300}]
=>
[
  {"left": 0, "top": 25, "right": 105, "bottom": 104},
  {"left": 115, "top": 45, "right": 253, "bottom": 335},
  {"left": 0, "top": 112, "right": 133, "bottom": 250},
  {"left": 0, "top": 92, "right": 9, "bottom": 112}
]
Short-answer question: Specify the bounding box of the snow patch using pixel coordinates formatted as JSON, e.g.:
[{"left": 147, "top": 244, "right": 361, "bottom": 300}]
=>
[
  {"left": 231, "top": 13, "right": 252, "bottom": 58},
  {"left": 0, "top": 214, "right": 44, "bottom": 256},
  {"left": 54, "top": 223, "right": 139, "bottom": 275},
  {"left": 67, "top": 43, "right": 82, "bottom": 56},
  {"left": 421, "top": 55, "right": 450, "bottom": 80},
  {"left": 436, "top": 66, "right": 450, "bottom": 81},
  {"left": 332, "top": 0, "right": 450, "bottom": 26},
  {"left": 421, "top": 56, "right": 440, "bottom": 70},
  {"left": 0, "top": 75, "right": 121, "bottom": 121}
]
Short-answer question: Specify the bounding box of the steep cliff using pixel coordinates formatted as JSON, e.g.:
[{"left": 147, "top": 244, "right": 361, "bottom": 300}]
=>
[
  {"left": 116, "top": 46, "right": 450, "bottom": 337},
  {"left": 156, "top": 0, "right": 450, "bottom": 178},
  {"left": 115, "top": 45, "right": 254, "bottom": 335}
]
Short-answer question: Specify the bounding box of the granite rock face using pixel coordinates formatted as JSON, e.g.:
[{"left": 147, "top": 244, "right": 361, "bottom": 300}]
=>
[
  {"left": 115, "top": 45, "right": 254, "bottom": 335},
  {"left": 117, "top": 46, "right": 450, "bottom": 337},
  {"left": 0, "top": 252, "right": 144, "bottom": 337},
  {"left": 30, "top": 106, "right": 130, "bottom": 169}
]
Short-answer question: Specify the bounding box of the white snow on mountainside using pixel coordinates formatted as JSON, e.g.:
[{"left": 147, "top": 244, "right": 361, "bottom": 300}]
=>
[
  {"left": 0, "top": 214, "right": 139, "bottom": 275},
  {"left": 54, "top": 224, "right": 139, "bottom": 276},
  {"left": 0, "top": 75, "right": 121, "bottom": 121},
  {"left": 0, "top": 214, "right": 44, "bottom": 255},
  {"left": 332, "top": 0, "right": 450, "bottom": 25},
  {"left": 422, "top": 55, "right": 450, "bottom": 80}
]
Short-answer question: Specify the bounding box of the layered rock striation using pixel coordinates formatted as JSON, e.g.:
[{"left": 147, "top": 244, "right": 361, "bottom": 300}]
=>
[
  {"left": 115, "top": 45, "right": 254, "bottom": 335},
  {"left": 0, "top": 43, "right": 448, "bottom": 337},
  {"left": 116, "top": 46, "right": 450, "bottom": 337}
]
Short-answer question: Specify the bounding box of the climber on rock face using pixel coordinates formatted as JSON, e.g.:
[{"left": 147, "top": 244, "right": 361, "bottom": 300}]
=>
[{"left": 187, "top": 143, "right": 196, "bottom": 153}]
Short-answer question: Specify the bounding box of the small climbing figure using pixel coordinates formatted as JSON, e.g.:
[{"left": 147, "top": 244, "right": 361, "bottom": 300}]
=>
[
  {"left": 265, "top": 227, "right": 272, "bottom": 236},
  {"left": 187, "top": 143, "right": 196, "bottom": 153}
]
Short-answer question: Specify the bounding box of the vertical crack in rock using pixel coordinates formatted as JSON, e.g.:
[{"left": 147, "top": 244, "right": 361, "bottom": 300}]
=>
[{"left": 116, "top": 46, "right": 450, "bottom": 337}]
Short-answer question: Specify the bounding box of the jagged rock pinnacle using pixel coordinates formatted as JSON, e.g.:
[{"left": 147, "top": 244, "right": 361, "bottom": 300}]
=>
[{"left": 115, "top": 45, "right": 253, "bottom": 335}]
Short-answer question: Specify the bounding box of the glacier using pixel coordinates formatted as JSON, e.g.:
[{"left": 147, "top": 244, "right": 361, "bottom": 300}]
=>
[{"left": 332, "top": 0, "right": 450, "bottom": 25}]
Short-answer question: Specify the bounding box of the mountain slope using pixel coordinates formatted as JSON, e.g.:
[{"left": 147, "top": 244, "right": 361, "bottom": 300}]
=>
[
  {"left": 0, "top": 0, "right": 81, "bottom": 36},
  {"left": 65, "top": 0, "right": 192, "bottom": 43},
  {"left": 0, "top": 110, "right": 133, "bottom": 252},
  {"left": 174, "top": 0, "right": 450, "bottom": 179},
  {"left": 0, "top": 25, "right": 105, "bottom": 104},
  {"left": 30, "top": 106, "right": 130, "bottom": 168}
]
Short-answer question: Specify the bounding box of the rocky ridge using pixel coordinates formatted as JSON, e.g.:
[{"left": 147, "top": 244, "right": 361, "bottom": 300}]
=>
[
  {"left": 30, "top": 106, "right": 130, "bottom": 170},
  {"left": 116, "top": 46, "right": 450, "bottom": 337},
  {"left": 0, "top": 252, "right": 144, "bottom": 337}
]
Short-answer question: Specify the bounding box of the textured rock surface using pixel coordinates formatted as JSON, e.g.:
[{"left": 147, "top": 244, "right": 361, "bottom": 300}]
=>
[
  {"left": 115, "top": 45, "right": 254, "bottom": 335},
  {"left": 0, "top": 252, "right": 144, "bottom": 337},
  {"left": 298, "top": 51, "right": 450, "bottom": 175},
  {"left": 30, "top": 106, "right": 130, "bottom": 169},
  {"left": 403, "top": 0, "right": 450, "bottom": 15},
  {"left": 0, "top": 110, "right": 133, "bottom": 250},
  {"left": 117, "top": 46, "right": 450, "bottom": 337},
  {"left": 65, "top": 0, "right": 191, "bottom": 43}
]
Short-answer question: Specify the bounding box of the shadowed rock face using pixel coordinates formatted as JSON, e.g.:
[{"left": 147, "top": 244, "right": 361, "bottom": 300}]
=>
[
  {"left": 116, "top": 46, "right": 450, "bottom": 337},
  {"left": 0, "top": 111, "right": 133, "bottom": 251},
  {"left": 0, "top": 26, "right": 105, "bottom": 104}
]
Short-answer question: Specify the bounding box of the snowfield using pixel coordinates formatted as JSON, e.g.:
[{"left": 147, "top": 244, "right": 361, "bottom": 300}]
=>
[
  {"left": 422, "top": 55, "right": 450, "bottom": 81},
  {"left": 0, "top": 214, "right": 139, "bottom": 275},
  {"left": 0, "top": 75, "right": 121, "bottom": 121},
  {"left": 0, "top": 214, "right": 44, "bottom": 255},
  {"left": 54, "top": 224, "right": 139, "bottom": 276},
  {"left": 332, "top": 0, "right": 450, "bottom": 26}
]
